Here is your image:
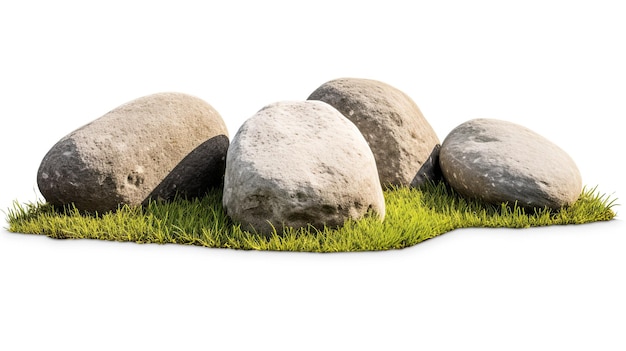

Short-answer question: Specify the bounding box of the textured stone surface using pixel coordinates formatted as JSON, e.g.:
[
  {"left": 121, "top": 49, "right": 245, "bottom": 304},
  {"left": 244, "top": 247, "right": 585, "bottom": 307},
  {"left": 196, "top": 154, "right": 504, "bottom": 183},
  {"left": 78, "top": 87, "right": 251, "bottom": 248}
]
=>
[
  {"left": 439, "top": 118, "right": 582, "bottom": 209},
  {"left": 308, "top": 77, "right": 440, "bottom": 187},
  {"left": 222, "top": 100, "right": 385, "bottom": 235},
  {"left": 37, "top": 92, "right": 229, "bottom": 213}
]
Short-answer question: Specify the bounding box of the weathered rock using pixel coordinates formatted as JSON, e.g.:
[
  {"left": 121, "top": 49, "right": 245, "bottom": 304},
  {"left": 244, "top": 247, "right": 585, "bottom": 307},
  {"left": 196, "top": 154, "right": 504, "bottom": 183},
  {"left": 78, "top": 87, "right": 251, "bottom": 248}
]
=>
[
  {"left": 37, "top": 92, "right": 229, "bottom": 213},
  {"left": 307, "top": 77, "right": 440, "bottom": 187},
  {"left": 222, "top": 100, "right": 385, "bottom": 235},
  {"left": 439, "top": 118, "right": 582, "bottom": 210}
]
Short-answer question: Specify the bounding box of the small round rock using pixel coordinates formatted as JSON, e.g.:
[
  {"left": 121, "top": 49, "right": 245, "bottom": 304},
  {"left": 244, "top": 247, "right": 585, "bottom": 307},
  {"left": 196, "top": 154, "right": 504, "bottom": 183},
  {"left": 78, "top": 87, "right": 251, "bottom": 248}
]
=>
[{"left": 439, "top": 118, "right": 582, "bottom": 210}]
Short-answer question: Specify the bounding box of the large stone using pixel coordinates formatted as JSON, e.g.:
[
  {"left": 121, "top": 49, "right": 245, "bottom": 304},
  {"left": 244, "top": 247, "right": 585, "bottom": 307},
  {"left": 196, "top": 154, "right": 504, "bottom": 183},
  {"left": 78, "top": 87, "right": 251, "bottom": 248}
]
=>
[
  {"left": 307, "top": 78, "right": 440, "bottom": 187},
  {"left": 222, "top": 100, "right": 385, "bottom": 235},
  {"left": 37, "top": 92, "right": 229, "bottom": 213},
  {"left": 439, "top": 118, "right": 582, "bottom": 210}
]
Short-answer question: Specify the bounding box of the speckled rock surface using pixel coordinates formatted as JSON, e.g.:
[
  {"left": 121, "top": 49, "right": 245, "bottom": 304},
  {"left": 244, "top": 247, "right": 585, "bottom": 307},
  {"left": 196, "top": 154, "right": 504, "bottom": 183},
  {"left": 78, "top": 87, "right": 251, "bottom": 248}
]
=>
[
  {"left": 439, "top": 118, "right": 582, "bottom": 209},
  {"left": 222, "top": 100, "right": 385, "bottom": 235},
  {"left": 308, "top": 77, "right": 440, "bottom": 187},
  {"left": 37, "top": 92, "right": 229, "bottom": 213}
]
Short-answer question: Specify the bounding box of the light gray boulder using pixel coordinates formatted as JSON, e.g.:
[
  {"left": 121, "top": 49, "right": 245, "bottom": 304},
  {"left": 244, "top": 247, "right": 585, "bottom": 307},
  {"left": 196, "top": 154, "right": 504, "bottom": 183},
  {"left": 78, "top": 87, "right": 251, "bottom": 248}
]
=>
[
  {"left": 439, "top": 118, "right": 582, "bottom": 210},
  {"left": 222, "top": 100, "right": 385, "bottom": 235},
  {"left": 37, "top": 92, "right": 229, "bottom": 213},
  {"left": 308, "top": 77, "right": 440, "bottom": 187}
]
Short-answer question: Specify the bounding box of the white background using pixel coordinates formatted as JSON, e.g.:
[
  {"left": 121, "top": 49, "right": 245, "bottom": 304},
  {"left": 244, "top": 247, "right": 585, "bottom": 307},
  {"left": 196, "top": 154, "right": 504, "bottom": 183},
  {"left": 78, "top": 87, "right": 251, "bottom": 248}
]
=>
[{"left": 1, "top": 1, "right": 624, "bottom": 350}]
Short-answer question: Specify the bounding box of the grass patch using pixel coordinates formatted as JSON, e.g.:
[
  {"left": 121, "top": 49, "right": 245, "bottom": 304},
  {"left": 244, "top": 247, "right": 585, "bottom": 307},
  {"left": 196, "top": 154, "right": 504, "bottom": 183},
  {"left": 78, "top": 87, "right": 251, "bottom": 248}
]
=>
[{"left": 4, "top": 182, "right": 618, "bottom": 252}]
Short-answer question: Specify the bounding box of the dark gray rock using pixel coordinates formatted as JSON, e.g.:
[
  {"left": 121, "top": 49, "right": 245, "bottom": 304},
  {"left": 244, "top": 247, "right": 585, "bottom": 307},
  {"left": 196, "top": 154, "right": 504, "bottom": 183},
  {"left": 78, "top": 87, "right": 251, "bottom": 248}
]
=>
[
  {"left": 222, "top": 100, "right": 385, "bottom": 235},
  {"left": 308, "top": 77, "right": 440, "bottom": 188},
  {"left": 146, "top": 134, "right": 229, "bottom": 201},
  {"left": 37, "top": 92, "right": 229, "bottom": 213},
  {"left": 410, "top": 144, "right": 443, "bottom": 188},
  {"left": 439, "top": 118, "right": 582, "bottom": 210}
]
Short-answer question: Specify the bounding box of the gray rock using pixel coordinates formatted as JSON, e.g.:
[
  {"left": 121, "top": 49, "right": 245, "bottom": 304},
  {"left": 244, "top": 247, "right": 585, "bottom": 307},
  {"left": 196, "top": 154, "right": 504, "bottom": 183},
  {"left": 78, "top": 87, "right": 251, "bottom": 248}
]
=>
[
  {"left": 37, "top": 92, "right": 229, "bottom": 213},
  {"left": 307, "top": 78, "right": 440, "bottom": 187},
  {"left": 222, "top": 100, "right": 385, "bottom": 235},
  {"left": 439, "top": 118, "right": 582, "bottom": 210}
]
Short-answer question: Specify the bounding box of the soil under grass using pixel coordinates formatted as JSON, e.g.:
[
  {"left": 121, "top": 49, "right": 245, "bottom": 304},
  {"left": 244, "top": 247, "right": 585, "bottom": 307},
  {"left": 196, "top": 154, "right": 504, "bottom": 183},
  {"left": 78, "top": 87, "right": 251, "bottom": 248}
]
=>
[{"left": 4, "top": 182, "right": 618, "bottom": 252}]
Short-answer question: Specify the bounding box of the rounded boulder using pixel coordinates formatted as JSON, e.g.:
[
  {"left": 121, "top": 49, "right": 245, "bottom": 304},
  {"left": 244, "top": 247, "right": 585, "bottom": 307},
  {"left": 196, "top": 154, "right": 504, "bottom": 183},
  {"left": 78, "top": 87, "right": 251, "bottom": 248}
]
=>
[
  {"left": 307, "top": 77, "right": 440, "bottom": 187},
  {"left": 222, "top": 100, "right": 385, "bottom": 235},
  {"left": 439, "top": 118, "right": 582, "bottom": 210},
  {"left": 37, "top": 92, "right": 229, "bottom": 213}
]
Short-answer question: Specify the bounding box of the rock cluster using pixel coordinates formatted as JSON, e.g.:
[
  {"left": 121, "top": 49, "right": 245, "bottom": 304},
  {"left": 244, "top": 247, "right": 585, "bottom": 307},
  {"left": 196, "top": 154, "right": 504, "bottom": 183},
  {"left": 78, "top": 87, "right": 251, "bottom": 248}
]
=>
[{"left": 36, "top": 78, "right": 583, "bottom": 235}]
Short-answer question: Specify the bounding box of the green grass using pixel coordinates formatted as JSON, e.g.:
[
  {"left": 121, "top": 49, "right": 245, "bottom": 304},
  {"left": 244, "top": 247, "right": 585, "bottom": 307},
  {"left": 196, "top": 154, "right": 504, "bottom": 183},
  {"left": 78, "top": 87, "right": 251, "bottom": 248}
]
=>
[{"left": 4, "top": 182, "right": 618, "bottom": 252}]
